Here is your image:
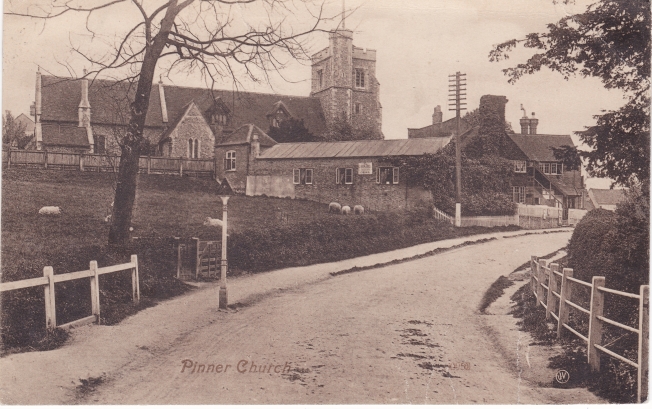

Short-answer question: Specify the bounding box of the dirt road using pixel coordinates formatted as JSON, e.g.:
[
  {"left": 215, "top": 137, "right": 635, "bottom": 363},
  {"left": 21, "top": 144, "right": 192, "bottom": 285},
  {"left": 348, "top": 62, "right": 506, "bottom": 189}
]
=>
[{"left": 1, "top": 230, "right": 601, "bottom": 404}]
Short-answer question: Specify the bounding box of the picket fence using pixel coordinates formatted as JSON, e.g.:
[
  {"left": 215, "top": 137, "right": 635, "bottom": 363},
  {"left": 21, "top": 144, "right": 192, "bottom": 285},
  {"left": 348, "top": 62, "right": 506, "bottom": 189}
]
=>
[
  {"left": 0, "top": 256, "right": 140, "bottom": 330},
  {"left": 530, "top": 255, "right": 649, "bottom": 403},
  {"left": 3, "top": 149, "right": 215, "bottom": 178}
]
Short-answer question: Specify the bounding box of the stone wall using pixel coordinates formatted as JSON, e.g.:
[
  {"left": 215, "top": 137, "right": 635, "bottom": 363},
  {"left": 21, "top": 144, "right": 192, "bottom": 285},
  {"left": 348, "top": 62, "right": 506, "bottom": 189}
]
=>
[
  {"left": 249, "top": 156, "right": 432, "bottom": 211},
  {"left": 167, "top": 104, "right": 215, "bottom": 159}
]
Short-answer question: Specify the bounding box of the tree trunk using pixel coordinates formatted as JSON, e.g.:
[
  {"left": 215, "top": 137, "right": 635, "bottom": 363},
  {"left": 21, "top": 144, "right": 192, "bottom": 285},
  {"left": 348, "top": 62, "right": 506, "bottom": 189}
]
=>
[{"left": 108, "top": 146, "right": 140, "bottom": 244}]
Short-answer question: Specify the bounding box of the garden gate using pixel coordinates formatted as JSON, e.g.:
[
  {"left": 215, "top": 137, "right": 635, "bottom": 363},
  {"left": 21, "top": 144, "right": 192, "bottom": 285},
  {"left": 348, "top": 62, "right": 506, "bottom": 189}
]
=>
[{"left": 175, "top": 238, "right": 221, "bottom": 280}]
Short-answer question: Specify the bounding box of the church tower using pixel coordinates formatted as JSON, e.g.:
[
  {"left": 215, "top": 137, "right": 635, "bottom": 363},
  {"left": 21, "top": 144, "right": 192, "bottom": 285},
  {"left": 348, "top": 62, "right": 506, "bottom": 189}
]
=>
[{"left": 310, "top": 23, "right": 382, "bottom": 139}]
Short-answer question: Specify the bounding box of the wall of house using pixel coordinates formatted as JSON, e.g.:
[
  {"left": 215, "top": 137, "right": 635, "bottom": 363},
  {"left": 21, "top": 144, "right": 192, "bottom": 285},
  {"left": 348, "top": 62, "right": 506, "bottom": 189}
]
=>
[
  {"left": 214, "top": 144, "right": 250, "bottom": 193},
  {"left": 248, "top": 156, "right": 432, "bottom": 211}
]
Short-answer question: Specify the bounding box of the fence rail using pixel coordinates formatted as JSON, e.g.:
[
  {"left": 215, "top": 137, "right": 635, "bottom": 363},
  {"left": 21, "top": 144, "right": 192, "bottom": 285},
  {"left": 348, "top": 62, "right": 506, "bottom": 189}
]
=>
[
  {"left": 529, "top": 255, "right": 649, "bottom": 403},
  {"left": 0, "top": 256, "right": 140, "bottom": 330},
  {"left": 4, "top": 149, "right": 215, "bottom": 178}
]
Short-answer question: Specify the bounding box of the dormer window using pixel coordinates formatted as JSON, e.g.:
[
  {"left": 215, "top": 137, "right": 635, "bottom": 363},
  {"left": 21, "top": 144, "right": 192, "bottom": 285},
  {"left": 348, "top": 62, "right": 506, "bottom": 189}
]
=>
[
  {"left": 208, "top": 98, "right": 231, "bottom": 127},
  {"left": 212, "top": 113, "right": 229, "bottom": 126},
  {"left": 355, "top": 69, "right": 365, "bottom": 89}
]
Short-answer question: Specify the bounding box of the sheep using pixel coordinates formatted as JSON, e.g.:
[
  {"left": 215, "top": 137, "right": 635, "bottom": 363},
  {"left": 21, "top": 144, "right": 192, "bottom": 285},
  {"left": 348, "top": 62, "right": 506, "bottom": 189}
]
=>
[
  {"left": 353, "top": 205, "right": 365, "bottom": 215},
  {"left": 328, "top": 202, "right": 342, "bottom": 213},
  {"left": 203, "top": 217, "right": 224, "bottom": 227},
  {"left": 38, "top": 206, "right": 61, "bottom": 215},
  {"left": 341, "top": 205, "right": 351, "bottom": 215}
]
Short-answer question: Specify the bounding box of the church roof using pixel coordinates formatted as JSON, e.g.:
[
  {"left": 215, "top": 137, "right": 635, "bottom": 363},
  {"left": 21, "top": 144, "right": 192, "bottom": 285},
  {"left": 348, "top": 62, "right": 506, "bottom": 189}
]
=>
[
  {"left": 40, "top": 75, "right": 328, "bottom": 136},
  {"left": 407, "top": 117, "right": 471, "bottom": 139},
  {"left": 41, "top": 123, "right": 89, "bottom": 147},
  {"left": 258, "top": 137, "right": 448, "bottom": 159}
]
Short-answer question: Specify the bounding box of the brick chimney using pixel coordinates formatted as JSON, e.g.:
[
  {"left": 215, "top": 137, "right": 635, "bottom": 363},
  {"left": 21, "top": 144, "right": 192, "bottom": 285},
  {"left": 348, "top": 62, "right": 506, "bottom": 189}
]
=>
[
  {"left": 34, "top": 69, "right": 43, "bottom": 150},
  {"left": 250, "top": 133, "right": 261, "bottom": 160},
  {"left": 78, "top": 73, "right": 91, "bottom": 127},
  {"left": 519, "top": 104, "right": 529, "bottom": 135},
  {"left": 529, "top": 112, "right": 538, "bottom": 135},
  {"left": 432, "top": 105, "right": 443, "bottom": 125}
]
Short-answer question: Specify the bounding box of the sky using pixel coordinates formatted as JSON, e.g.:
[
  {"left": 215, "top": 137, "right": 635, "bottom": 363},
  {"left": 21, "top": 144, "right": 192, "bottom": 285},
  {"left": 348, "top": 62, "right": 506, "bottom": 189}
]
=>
[{"left": 2, "top": 0, "right": 628, "bottom": 188}]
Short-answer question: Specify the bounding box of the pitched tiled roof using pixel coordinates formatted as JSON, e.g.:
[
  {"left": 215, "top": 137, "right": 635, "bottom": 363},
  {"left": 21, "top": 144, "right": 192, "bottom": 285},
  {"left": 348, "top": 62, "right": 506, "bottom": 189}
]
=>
[
  {"left": 40, "top": 75, "right": 328, "bottom": 136},
  {"left": 258, "top": 138, "right": 448, "bottom": 159},
  {"left": 508, "top": 134, "right": 575, "bottom": 162},
  {"left": 42, "top": 123, "right": 89, "bottom": 147},
  {"left": 219, "top": 124, "right": 277, "bottom": 147},
  {"left": 408, "top": 117, "right": 471, "bottom": 139},
  {"left": 589, "top": 188, "right": 627, "bottom": 206}
]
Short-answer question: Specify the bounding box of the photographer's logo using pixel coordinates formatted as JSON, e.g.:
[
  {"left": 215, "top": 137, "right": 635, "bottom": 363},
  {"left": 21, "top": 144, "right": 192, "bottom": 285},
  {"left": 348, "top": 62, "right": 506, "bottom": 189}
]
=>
[{"left": 555, "top": 369, "right": 570, "bottom": 384}]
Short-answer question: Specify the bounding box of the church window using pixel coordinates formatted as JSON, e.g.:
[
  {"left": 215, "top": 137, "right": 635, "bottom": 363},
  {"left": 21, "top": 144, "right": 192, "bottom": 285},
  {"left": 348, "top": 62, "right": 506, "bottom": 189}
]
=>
[
  {"left": 225, "top": 150, "right": 236, "bottom": 171},
  {"left": 355, "top": 103, "right": 362, "bottom": 114},
  {"left": 188, "top": 138, "right": 200, "bottom": 158},
  {"left": 188, "top": 139, "right": 193, "bottom": 158},
  {"left": 318, "top": 70, "right": 323, "bottom": 88},
  {"left": 355, "top": 69, "right": 365, "bottom": 88}
]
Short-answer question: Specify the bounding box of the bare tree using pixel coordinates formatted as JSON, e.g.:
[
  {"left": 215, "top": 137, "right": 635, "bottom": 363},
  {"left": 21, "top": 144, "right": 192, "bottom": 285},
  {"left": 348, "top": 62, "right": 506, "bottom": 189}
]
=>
[{"left": 6, "top": 0, "right": 336, "bottom": 244}]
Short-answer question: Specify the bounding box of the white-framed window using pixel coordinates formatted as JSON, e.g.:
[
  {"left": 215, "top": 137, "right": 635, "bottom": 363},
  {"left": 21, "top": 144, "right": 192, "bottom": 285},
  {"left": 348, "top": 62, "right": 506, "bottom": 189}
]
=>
[
  {"left": 355, "top": 69, "right": 365, "bottom": 88},
  {"left": 336, "top": 168, "right": 353, "bottom": 184},
  {"left": 376, "top": 167, "right": 399, "bottom": 185},
  {"left": 513, "top": 160, "right": 526, "bottom": 173},
  {"left": 318, "top": 69, "right": 323, "bottom": 88},
  {"left": 539, "top": 162, "right": 562, "bottom": 175},
  {"left": 224, "top": 150, "right": 236, "bottom": 171},
  {"left": 512, "top": 186, "right": 525, "bottom": 203},
  {"left": 293, "top": 168, "right": 313, "bottom": 185},
  {"left": 354, "top": 103, "right": 362, "bottom": 114}
]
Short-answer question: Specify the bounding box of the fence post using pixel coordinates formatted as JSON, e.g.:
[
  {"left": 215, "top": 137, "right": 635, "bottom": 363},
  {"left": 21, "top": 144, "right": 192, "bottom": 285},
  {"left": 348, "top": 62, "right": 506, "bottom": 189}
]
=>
[
  {"left": 546, "top": 263, "right": 558, "bottom": 319},
  {"left": 557, "top": 268, "right": 574, "bottom": 338},
  {"left": 89, "top": 260, "right": 100, "bottom": 322},
  {"left": 638, "top": 285, "right": 649, "bottom": 403},
  {"left": 530, "top": 256, "right": 537, "bottom": 296},
  {"left": 131, "top": 254, "right": 140, "bottom": 303},
  {"left": 43, "top": 150, "right": 48, "bottom": 169},
  {"left": 43, "top": 266, "right": 56, "bottom": 329},
  {"left": 587, "top": 276, "right": 605, "bottom": 371},
  {"left": 179, "top": 157, "right": 184, "bottom": 177},
  {"left": 536, "top": 260, "right": 547, "bottom": 306},
  {"left": 79, "top": 154, "right": 84, "bottom": 171},
  {"left": 147, "top": 156, "right": 151, "bottom": 174},
  {"left": 176, "top": 240, "right": 182, "bottom": 279},
  {"left": 7, "top": 149, "right": 11, "bottom": 169}
]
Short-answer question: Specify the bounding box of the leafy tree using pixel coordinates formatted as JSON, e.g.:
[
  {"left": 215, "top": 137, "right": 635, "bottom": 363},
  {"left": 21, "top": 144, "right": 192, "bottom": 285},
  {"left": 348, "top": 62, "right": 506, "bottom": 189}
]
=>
[
  {"left": 2, "top": 111, "right": 32, "bottom": 149},
  {"left": 267, "top": 118, "right": 316, "bottom": 143},
  {"left": 322, "top": 112, "right": 382, "bottom": 141},
  {"left": 7, "top": 0, "right": 334, "bottom": 244},
  {"left": 551, "top": 144, "right": 582, "bottom": 171},
  {"left": 489, "top": 0, "right": 650, "bottom": 186}
]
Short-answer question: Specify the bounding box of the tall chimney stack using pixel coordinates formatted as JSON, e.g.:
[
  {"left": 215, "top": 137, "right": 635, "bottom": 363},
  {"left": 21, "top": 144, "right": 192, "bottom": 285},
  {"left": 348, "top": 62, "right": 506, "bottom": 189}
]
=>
[
  {"left": 519, "top": 104, "right": 529, "bottom": 135},
  {"left": 78, "top": 70, "right": 91, "bottom": 127},
  {"left": 529, "top": 112, "right": 538, "bottom": 135},
  {"left": 35, "top": 68, "right": 43, "bottom": 150},
  {"left": 432, "top": 105, "right": 443, "bottom": 125}
]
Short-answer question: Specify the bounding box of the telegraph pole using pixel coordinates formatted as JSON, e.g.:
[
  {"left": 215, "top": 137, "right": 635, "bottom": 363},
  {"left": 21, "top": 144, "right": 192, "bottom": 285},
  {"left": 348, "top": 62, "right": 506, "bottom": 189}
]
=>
[{"left": 448, "top": 72, "right": 467, "bottom": 227}]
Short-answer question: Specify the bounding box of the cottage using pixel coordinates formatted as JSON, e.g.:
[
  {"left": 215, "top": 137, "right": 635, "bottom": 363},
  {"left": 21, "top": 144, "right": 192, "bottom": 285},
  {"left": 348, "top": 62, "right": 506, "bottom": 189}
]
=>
[{"left": 586, "top": 188, "right": 626, "bottom": 211}]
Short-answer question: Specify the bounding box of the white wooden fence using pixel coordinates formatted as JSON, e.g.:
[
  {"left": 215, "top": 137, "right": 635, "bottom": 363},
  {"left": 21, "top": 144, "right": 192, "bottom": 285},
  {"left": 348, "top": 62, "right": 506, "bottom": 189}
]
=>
[
  {"left": 0, "top": 256, "right": 139, "bottom": 330},
  {"left": 530, "top": 255, "right": 649, "bottom": 403},
  {"left": 3, "top": 149, "right": 215, "bottom": 178}
]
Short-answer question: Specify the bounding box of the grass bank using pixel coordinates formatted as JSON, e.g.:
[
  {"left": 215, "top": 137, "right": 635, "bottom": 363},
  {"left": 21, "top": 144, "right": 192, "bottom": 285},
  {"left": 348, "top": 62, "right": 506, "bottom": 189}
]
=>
[{"left": 1, "top": 168, "right": 519, "bottom": 353}]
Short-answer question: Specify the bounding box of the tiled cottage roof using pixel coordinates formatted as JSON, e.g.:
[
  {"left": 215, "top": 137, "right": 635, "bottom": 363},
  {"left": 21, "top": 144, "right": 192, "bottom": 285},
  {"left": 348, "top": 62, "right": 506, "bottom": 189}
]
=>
[
  {"left": 219, "top": 124, "right": 277, "bottom": 147},
  {"left": 41, "top": 124, "right": 89, "bottom": 147},
  {"left": 408, "top": 117, "right": 471, "bottom": 139},
  {"left": 40, "top": 75, "right": 328, "bottom": 135},
  {"left": 258, "top": 137, "right": 449, "bottom": 159},
  {"left": 508, "top": 134, "right": 575, "bottom": 162},
  {"left": 589, "top": 188, "right": 627, "bottom": 206}
]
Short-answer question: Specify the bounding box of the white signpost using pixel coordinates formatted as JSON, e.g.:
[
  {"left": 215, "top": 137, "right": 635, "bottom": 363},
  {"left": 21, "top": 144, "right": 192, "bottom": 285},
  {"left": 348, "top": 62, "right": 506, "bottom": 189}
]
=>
[{"left": 358, "top": 162, "right": 373, "bottom": 175}]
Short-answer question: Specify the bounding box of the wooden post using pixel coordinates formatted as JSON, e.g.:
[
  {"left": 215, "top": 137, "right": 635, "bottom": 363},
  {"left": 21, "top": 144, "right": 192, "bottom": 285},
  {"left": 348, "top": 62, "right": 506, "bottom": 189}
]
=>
[
  {"left": 89, "top": 260, "right": 100, "bottom": 322},
  {"left": 546, "top": 263, "right": 559, "bottom": 319},
  {"left": 43, "top": 266, "right": 56, "bottom": 329},
  {"left": 176, "top": 240, "right": 182, "bottom": 279},
  {"left": 219, "top": 196, "right": 229, "bottom": 310},
  {"left": 147, "top": 156, "right": 151, "bottom": 174},
  {"left": 536, "top": 260, "right": 547, "bottom": 306},
  {"left": 7, "top": 149, "right": 11, "bottom": 169},
  {"left": 131, "top": 254, "right": 140, "bottom": 303},
  {"left": 43, "top": 150, "right": 48, "bottom": 169},
  {"left": 530, "top": 256, "right": 537, "bottom": 295},
  {"left": 195, "top": 238, "right": 200, "bottom": 280},
  {"left": 638, "top": 285, "right": 649, "bottom": 403},
  {"left": 557, "top": 268, "right": 574, "bottom": 338},
  {"left": 587, "top": 276, "right": 605, "bottom": 371},
  {"left": 179, "top": 157, "right": 184, "bottom": 177},
  {"left": 79, "top": 154, "right": 84, "bottom": 171}
]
